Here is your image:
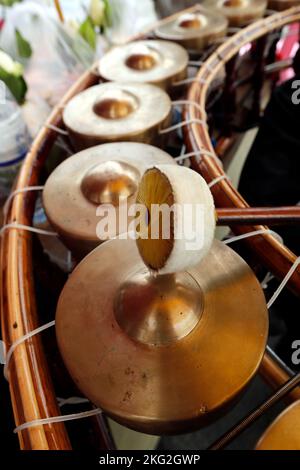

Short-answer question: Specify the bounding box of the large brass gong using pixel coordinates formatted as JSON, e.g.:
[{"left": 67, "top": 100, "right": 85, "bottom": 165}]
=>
[
  {"left": 56, "top": 238, "right": 268, "bottom": 434},
  {"left": 43, "top": 143, "right": 176, "bottom": 259}
]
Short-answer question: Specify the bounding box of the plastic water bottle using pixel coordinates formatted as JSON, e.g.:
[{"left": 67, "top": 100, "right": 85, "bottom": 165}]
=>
[{"left": 0, "top": 81, "right": 30, "bottom": 204}]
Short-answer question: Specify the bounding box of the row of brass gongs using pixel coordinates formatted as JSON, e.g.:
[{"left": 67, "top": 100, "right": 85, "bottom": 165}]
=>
[{"left": 42, "top": 4, "right": 300, "bottom": 447}]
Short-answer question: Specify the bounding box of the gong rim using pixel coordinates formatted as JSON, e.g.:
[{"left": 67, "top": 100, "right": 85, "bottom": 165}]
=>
[
  {"left": 43, "top": 143, "right": 176, "bottom": 258},
  {"left": 98, "top": 40, "right": 188, "bottom": 90},
  {"left": 56, "top": 239, "right": 268, "bottom": 434},
  {"left": 256, "top": 400, "right": 300, "bottom": 450}
]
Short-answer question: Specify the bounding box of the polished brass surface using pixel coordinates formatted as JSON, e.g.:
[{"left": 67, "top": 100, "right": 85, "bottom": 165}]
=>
[
  {"left": 43, "top": 143, "right": 176, "bottom": 259},
  {"left": 98, "top": 40, "right": 188, "bottom": 92},
  {"left": 256, "top": 401, "right": 300, "bottom": 450},
  {"left": 204, "top": 0, "right": 266, "bottom": 26},
  {"left": 154, "top": 7, "right": 228, "bottom": 51},
  {"left": 81, "top": 161, "right": 139, "bottom": 206},
  {"left": 178, "top": 14, "right": 204, "bottom": 29},
  {"left": 63, "top": 83, "right": 172, "bottom": 150},
  {"left": 56, "top": 239, "right": 268, "bottom": 434},
  {"left": 126, "top": 53, "right": 157, "bottom": 71},
  {"left": 114, "top": 271, "right": 203, "bottom": 346},
  {"left": 93, "top": 97, "right": 137, "bottom": 120}
]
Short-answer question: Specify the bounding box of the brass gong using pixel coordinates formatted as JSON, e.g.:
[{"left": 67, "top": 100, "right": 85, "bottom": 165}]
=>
[
  {"left": 43, "top": 143, "right": 176, "bottom": 259},
  {"left": 154, "top": 7, "right": 228, "bottom": 51},
  {"left": 256, "top": 400, "right": 300, "bottom": 450},
  {"left": 98, "top": 40, "right": 188, "bottom": 92},
  {"left": 204, "top": 0, "right": 267, "bottom": 27},
  {"left": 63, "top": 82, "right": 172, "bottom": 151},
  {"left": 56, "top": 238, "right": 268, "bottom": 434}
]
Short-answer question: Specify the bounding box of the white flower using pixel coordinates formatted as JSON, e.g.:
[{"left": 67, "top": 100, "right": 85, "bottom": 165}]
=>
[
  {"left": 0, "top": 50, "right": 23, "bottom": 76},
  {"left": 89, "top": 0, "right": 105, "bottom": 26}
]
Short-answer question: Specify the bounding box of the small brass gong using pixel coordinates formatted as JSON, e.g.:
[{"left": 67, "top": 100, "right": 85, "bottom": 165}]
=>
[
  {"left": 63, "top": 82, "right": 172, "bottom": 151},
  {"left": 256, "top": 400, "right": 300, "bottom": 450},
  {"left": 204, "top": 0, "right": 267, "bottom": 27},
  {"left": 154, "top": 7, "right": 228, "bottom": 51},
  {"left": 43, "top": 143, "right": 176, "bottom": 259},
  {"left": 56, "top": 238, "right": 268, "bottom": 434},
  {"left": 98, "top": 40, "right": 188, "bottom": 92}
]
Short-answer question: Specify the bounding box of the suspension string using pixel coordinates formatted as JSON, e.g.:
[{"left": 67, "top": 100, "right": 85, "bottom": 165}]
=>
[
  {"left": 223, "top": 228, "right": 280, "bottom": 245},
  {"left": 208, "top": 175, "right": 229, "bottom": 189},
  {"left": 160, "top": 118, "right": 207, "bottom": 135},
  {"left": 57, "top": 397, "right": 90, "bottom": 407},
  {"left": 45, "top": 124, "right": 69, "bottom": 136},
  {"left": 55, "top": 137, "right": 73, "bottom": 156},
  {"left": 3, "top": 320, "right": 56, "bottom": 380},
  {"left": 175, "top": 149, "right": 223, "bottom": 167},
  {"left": 261, "top": 272, "right": 275, "bottom": 290},
  {"left": 173, "top": 76, "right": 207, "bottom": 87},
  {"left": 171, "top": 100, "right": 207, "bottom": 118},
  {"left": 267, "top": 257, "right": 300, "bottom": 309},
  {"left": 0, "top": 223, "right": 58, "bottom": 238},
  {"left": 14, "top": 408, "right": 102, "bottom": 434},
  {"left": 3, "top": 186, "right": 44, "bottom": 216}
]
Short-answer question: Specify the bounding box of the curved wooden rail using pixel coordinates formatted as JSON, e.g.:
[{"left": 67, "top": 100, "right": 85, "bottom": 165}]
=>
[
  {"left": 1, "top": 70, "right": 99, "bottom": 449},
  {"left": 185, "top": 6, "right": 300, "bottom": 396}
]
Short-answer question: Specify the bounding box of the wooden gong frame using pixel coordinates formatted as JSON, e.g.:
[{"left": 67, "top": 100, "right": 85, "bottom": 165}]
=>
[
  {"left": 1, "top": 4, "right": 300, "bottom": 450},
  {"left": 184, "top": 5, "right": 300, "bottom": 402}
]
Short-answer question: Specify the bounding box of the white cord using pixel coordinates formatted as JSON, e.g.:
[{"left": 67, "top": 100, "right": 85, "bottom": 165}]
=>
[
  {"left": 3, "top": 320, "right": 56, "bottom": 380},
  {"left": 45, "top": 124, "right": 68, "bottom": 136},
  {"left": 171, "top": 100, "right": 207, "bottom": 118},
  {"left": 3, "top": 186, "right": 44, "bottom": 216},
  {"left": 57, "top": 397, "right": 90, "bottom": 407},
  {"left": 160, "top": 118, "right": 207, "bottom": 135},
  {"left": 261, "top": 272, "right": 275, "bottom": 290},
  {"left": 0, "top": 223, "right": 58, "bottom": 238},
  {"left": 267, "top": 257, "right": 300, "bottom": 309},
  {"left": 14, "top": 408, "right": 102, "bottom": 434},
  {"left": 173, "top": 76, "right": 207, "bottom": 87},
  {"left": 175, "top": 149, "right": 222, "bottom": 167},
  {"left": 223, "top": 228, "right": 279, "bottom": 245},
  {"left": 208, "top": 175, "right": 229, "bottom": 188}
]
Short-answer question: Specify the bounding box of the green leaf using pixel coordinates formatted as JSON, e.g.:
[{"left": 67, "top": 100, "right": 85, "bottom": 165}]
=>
[
  {"left": 0, "top": 0, "right": 22, "bottom": 6},
  {"left": 0, "top": 66, "right": 27, "bottom": 103},
  {"left": 15, "top": 29, "right": 32, "bottom": 59},
  {"left": 79, "top": 17, "right": 96, "bottom": 51},
  {"left": 103, "top": 0, "right": 112, "bottom": 29}
]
